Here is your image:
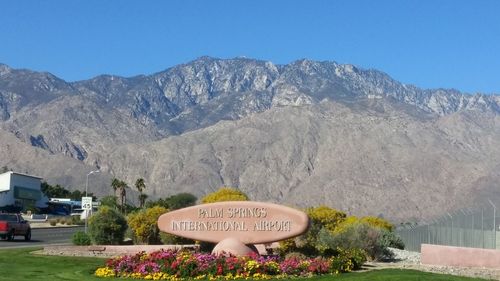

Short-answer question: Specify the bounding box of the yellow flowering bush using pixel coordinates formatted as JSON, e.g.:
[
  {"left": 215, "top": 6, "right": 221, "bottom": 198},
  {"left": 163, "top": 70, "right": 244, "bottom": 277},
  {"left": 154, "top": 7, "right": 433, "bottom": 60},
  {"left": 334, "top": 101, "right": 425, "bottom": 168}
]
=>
[
  {"left": 201, "top": 187, "right": 249, "bottom": 203},
  {"left": 127, "top": 206, "right": 168, "bottom": 244}
]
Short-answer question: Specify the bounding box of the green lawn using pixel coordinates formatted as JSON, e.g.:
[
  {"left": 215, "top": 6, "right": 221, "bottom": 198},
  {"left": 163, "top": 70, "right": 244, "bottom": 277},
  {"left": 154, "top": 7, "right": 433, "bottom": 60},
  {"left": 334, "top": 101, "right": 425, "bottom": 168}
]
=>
[
  {"left": 0, "top": 247, "right": 104, "bottom": 281},
  {"left": 311, "top": 270, "right": 491, "bottom": 281},
  {"left": 0, "top": 247, "right": 491, "bottom": 281}
]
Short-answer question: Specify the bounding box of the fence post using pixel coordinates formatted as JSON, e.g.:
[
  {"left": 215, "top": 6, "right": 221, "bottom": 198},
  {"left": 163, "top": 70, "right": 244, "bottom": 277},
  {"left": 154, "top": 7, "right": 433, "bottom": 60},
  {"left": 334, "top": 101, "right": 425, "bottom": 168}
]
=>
[
  {"left": 447, "top": 213, "right": 453, "bottom": 246},
  {"left": 482, "top": 208, "right": 484, "bottom": 248},
  {"left": 470, "top": 211, "right": 474, "bottom": 248},
  {"left": 488, "top": 200, "right": 496, "bottom": 249}
]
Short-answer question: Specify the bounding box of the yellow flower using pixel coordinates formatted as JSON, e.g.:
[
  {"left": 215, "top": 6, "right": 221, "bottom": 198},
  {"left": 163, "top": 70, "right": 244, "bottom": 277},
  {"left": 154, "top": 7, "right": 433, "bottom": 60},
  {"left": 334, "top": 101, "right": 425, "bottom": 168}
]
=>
[{"left": 94, "top": 267, "right": 115, "bottom": 277}]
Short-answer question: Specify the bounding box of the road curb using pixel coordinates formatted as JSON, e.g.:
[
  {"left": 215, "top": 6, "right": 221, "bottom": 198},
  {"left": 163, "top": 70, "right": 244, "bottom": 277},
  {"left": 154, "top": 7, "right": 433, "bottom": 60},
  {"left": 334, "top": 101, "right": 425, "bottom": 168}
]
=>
[{"left": 29, "top": 225, "right": 83, "bottom": 229}]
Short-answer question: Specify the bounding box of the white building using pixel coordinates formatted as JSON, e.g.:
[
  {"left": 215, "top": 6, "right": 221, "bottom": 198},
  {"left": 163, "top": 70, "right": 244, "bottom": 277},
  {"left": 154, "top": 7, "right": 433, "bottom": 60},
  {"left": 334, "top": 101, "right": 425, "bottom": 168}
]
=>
[{"left": 0, "top": 171, "right": 46, "bottom": 211}]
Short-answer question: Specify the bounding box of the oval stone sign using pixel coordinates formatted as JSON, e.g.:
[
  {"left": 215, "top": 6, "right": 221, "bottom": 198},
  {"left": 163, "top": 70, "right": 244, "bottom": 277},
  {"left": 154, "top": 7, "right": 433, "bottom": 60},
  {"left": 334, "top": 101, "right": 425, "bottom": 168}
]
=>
[{"left": 158, "top": 201, "right": 309, "bottom": 244}]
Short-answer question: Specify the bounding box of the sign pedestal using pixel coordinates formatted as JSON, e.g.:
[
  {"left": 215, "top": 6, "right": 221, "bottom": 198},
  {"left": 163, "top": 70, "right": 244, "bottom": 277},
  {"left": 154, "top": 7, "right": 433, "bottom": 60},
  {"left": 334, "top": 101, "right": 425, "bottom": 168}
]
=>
[{"left": 212, "top": 237, "right": 257, "bottom": 256}]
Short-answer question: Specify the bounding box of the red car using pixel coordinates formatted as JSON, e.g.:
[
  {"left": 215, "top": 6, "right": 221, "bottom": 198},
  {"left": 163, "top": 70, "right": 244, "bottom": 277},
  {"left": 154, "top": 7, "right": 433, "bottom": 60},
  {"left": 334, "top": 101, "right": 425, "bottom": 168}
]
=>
[{"left": 0, "top": 213, "right": 31, "bottom": 241}]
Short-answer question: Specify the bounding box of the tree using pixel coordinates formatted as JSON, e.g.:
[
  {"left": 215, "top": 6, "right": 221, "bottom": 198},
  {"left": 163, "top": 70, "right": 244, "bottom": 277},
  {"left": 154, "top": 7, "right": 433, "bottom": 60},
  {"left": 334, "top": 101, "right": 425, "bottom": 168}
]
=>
[
  {"left": 111, "top": 178, "right": 128, "bottom": 213},
  {"left": 99, "top": 195, "right": 119, "bottom": 210},
  {"left": 135, "top": 178, "right": 146, "bottom": 208},
  {"left": 41, "top": 182, "right": 70, "bottom": 198},
  {"left": 201, "top": 187, "right": 249, "bottom": 203},
  {"left": 145, "top": 193, "right": 197, "bottom": 210},
  {"left": 165, "top": 193, "right": 197, "bottom": 210},
  {"left": 1, "top": 166, "right": 10, "bottom": 173},
  {"left": 139, "top": 193, "right": 148, "bottom": 209}
]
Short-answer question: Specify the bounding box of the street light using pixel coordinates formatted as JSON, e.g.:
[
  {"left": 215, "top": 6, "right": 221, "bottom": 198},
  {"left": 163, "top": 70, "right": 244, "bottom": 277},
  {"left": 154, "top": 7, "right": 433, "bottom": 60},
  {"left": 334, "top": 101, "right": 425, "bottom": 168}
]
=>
[
  {"left": 84, "top": 169, "right": 99, "bottom": 233},
  {"left": 85, "top": 169, "right": 100, "bottom": 197}
]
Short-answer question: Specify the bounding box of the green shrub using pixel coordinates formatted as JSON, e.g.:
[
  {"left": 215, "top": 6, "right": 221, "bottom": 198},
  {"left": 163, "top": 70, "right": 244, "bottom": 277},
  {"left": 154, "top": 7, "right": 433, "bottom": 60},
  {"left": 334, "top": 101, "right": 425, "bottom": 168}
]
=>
[
  {"left": 71, "top": 215, "right": 84, "bottom": 225},
  {"left": 378, "top": 229, "right": 405, "bottom": 250},
  {"left": 284, "top": 251, "right": 307, "bottom": 260},
  {"left": 329, "top": 248, "right": 367, "bottom": 273},
  {"left": 160, "top": 232, "right": 194, "bottom": 245},
  {"left": 88, "top": 206, "right": 127, "bottom": 245},
  {"left": 341, "top": 248, "right": 367, "bottom": 270},
  {"left": 72, "top": 231, "right": 91, "bottom": 245},
  {"left": 48, "top": 219, "right": 57, "bottom": 226},
  {"left": 328, "top": 222, "right": 392, "bottom": 260}
]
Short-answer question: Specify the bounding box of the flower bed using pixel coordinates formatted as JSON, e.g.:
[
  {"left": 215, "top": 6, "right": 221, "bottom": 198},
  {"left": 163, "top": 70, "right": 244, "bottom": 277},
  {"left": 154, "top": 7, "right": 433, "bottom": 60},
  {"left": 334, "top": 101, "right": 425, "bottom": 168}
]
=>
[{"left": 95, "top": 249, "right": 362, "bottom": 280}]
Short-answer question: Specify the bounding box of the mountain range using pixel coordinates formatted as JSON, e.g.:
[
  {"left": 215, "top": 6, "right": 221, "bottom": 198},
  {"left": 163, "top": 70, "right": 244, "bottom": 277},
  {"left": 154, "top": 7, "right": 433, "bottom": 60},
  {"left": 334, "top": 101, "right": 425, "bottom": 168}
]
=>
[{"left": 1, "top": 57, "right": 499, "bottom": 222}]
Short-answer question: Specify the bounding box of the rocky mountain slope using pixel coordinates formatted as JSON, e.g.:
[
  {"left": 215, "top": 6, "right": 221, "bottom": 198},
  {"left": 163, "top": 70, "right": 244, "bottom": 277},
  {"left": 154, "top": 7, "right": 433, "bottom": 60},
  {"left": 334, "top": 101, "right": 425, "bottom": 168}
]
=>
[{"left": 0, "top": 58, "right": 499, "bottom": 221}]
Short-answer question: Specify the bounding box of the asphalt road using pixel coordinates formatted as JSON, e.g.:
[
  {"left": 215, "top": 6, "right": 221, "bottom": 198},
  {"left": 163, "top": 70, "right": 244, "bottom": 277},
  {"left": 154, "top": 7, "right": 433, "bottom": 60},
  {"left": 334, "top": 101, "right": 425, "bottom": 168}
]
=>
[{"left": 0, "top": 226, "right": 84, "bottom": 249}]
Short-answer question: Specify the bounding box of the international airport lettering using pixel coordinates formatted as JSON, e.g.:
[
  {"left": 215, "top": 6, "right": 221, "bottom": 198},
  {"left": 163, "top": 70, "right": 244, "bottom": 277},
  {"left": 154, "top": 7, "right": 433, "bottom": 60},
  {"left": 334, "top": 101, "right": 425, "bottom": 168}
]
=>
[{"left": 171, "top": 207, "right": 292, "bottom": 232}]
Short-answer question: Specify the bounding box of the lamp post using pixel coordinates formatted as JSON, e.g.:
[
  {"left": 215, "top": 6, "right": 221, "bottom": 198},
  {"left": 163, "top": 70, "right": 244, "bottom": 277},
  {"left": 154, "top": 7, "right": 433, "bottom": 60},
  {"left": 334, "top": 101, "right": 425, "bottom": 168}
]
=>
[
  {"left": 85, "top": 169, "right": 100, "bottom": 198},
  {"left": 84, "top": 169, "right": 100, "bottom": 233}
]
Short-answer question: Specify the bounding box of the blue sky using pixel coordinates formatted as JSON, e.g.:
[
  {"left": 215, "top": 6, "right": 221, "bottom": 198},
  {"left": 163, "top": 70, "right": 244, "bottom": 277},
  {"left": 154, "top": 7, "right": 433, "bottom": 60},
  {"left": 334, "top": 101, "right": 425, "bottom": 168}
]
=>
[{"left": 1, "top": 0, "right": 499, "bottom": 94}]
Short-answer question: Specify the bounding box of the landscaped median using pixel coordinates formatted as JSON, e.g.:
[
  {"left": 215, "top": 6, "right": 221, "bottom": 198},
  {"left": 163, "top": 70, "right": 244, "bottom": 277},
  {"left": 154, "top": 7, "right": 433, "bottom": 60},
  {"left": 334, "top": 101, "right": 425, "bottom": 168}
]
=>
[{"left": 0, "top": 248, "right": 490, "bottom": 281}]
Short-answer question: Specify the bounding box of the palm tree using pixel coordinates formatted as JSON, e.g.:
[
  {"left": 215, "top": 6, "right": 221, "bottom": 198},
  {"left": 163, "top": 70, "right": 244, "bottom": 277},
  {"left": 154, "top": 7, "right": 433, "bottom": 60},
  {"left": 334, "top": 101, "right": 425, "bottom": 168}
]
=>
[
  {"left": 111, "top": 178, "right": 128, "bottom": 213},
  {"left": 139, "top": 193, "right": 148, "bottom": 209},
  {"left": 135, "top": 178, "right": 146, "bottom": 208}
]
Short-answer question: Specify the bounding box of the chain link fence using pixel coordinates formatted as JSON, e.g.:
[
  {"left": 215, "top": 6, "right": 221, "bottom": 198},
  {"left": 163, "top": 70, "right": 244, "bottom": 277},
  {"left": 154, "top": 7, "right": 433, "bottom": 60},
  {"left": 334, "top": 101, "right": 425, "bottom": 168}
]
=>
[{"left": 397, "top": 201, "right": 499, "bottom": 252}]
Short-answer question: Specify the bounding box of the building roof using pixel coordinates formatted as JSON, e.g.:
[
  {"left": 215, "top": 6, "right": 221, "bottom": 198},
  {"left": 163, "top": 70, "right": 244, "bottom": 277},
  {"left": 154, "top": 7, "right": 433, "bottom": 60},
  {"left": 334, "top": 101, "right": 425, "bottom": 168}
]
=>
[{"left": 0, "top": 171, "right": 43, "bottom": 180}]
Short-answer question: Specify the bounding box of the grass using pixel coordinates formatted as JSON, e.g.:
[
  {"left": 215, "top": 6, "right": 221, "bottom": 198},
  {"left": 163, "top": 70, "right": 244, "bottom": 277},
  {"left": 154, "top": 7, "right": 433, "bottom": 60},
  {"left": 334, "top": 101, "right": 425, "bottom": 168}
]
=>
[
  {"left": 0, "top": 247, "right": 491, "bottom": 281},
  {"left": 308, "top": 270, "right": 491, "bottom": 280},
  {"left": 0, "top": 247, "right": 104, "bottom": 281}
]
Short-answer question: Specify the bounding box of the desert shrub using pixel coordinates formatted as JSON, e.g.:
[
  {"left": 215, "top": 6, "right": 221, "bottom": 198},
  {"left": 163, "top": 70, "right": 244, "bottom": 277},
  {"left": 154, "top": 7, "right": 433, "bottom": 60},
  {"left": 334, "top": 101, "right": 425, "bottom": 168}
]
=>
[
  {"left": 307, "top": 206, "right": 347, "bottom": 232},
  {"left": 278, "top": 205, "right": 397, "bottom": 261},
  {"left": 378, "top": 228, "right": 405, "bottom": 250},
  {"left": 48, "top": 219, "right": 57, "bottom": 226},
  {"left": 62, "top": 217, "right": 72, "bottom": 225},
  {"left": 333, "top": 216, "right": 360, "bottom": 233},
  {"left": 71, "top": 215, "right": 84, "bottom": 225},
  {"left": 201, "top": 187, "right": 249, "bottom": 203},
  {"left": 72, "top": 231, "right": 91, "bottom": 245},
  {"left": 88, "top": 206, "right": 127, "bottom": 245},
  {"left": 279, "top": 206, "right": 347, "bottom": 257},
  {"left": 284, "top": 251, "right": 307, "bottom": 260},
  {"left": 278, "top": 238, "right": 298, "bottom": 255},
  {"left": 330, "top": 248, "right": 367, "bottom": 272},
  {"left": 360, "top": 216, "right": 394, "bottom": 232},
  {"left": 327, "top": 222, "right": 393, "bottom": 260},
  {"left": 127, "top": 206, "right": 167, "bottom": 245}
]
